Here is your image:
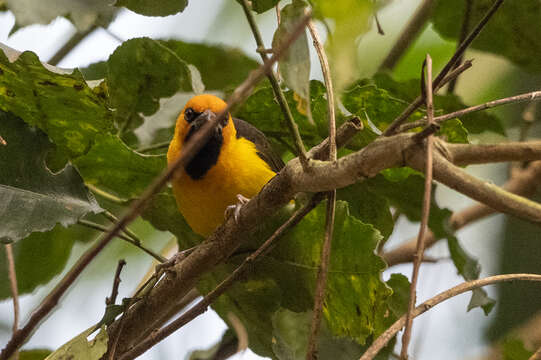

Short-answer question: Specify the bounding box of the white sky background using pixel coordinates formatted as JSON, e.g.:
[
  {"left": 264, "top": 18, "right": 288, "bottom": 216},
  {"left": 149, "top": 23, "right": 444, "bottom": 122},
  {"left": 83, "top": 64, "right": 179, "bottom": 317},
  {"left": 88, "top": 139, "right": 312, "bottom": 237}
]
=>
[{"left": 0, "top": 0, "right": 511, "bottom": 359}]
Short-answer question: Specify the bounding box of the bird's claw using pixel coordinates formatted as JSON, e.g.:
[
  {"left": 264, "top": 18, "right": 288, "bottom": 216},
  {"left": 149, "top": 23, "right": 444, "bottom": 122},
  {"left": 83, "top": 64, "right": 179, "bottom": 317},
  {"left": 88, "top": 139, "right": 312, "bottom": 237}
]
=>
[{"left": 225, "top": 194, "right": 250, "bottom": 223}]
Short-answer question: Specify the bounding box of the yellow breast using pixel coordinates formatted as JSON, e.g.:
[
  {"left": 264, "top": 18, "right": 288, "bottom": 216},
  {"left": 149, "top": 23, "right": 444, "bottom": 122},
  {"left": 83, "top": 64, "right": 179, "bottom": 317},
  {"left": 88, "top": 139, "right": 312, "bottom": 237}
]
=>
[{"left": 171, "top": 137, "right": 276, "bottom": 236}]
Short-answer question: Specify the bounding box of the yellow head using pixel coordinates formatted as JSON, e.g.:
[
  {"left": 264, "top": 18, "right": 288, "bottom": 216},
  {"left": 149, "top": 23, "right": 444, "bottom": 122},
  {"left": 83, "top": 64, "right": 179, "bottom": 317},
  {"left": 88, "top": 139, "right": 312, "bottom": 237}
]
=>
[{"left": 167, "top": 94, "right": 236, "bottom": 168}]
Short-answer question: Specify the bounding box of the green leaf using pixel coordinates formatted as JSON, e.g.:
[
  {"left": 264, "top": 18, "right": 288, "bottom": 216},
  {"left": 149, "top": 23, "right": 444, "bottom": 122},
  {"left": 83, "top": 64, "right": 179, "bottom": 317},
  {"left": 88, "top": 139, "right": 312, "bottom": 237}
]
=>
[
  {"left": 342, "top": 80, "right": 420, "bottom": 132},
  {"left": 0, "top": 112, "right": 101, "bottom": 243},
  {"left": 0, "top": 224, "right": 94, "bottom": 299},
  {"left": 74, "top": 134, "right": 165, "bottom": 200},
  {"left": 5, "top": 0, "right": 115, "bottom": 31},
  {"left": 337, "top": 183, "right": 394, "bottom": 241},
  {"left": 45, "top": 326, "right": 108, "bottom": 360},
  {"left": 344, "top": 73, "right": 504, "bottom": 137},
  {"left": 448, "top": 235, "right": 496, "bottom": 315},
  {"left": 0, "top": 49, "right": 114, "bottom": 159},
  {"left": 161, "top": 40, "right": 259, "bottom": 91},
  {"left": 501, "top": 337, "right": 534, "bottom": 360},
  {"left": 273, "top": 1, "right": 311, "bottom": 113},
  {"left": 438, "top": 118, "right": 468, "bottom": 144},
  {"left": 200, "top": 200, "right": 392, "bottom": 357},
  {"left": 250, "top": 0, "right": 280, "bottom": 14},
  {"left": 188, "top": 329, "right": 237, "bottom": 360},
  {"left": 311, "top": 0, "right": 374, "bottom": 90},
  {"left": 365, "top": 172, "right": 451, "bottom": 239},
  {"left": 15, "top": 349, "right": 52, "bottom": 360},
  {"left": 432, "top": 0, "right": 541, "bottom": 73},
  {"left": 272, "top": 309, "right": 363, "bottom": 360},
  {"left": 235, "top": 81, "right": 370, "bottom": 153},
  {"left": 114, "top": 0, "right": 187, "bottom": 16},
  {"left": 106, "top": 38, "right": 195, "bottom": 123}
]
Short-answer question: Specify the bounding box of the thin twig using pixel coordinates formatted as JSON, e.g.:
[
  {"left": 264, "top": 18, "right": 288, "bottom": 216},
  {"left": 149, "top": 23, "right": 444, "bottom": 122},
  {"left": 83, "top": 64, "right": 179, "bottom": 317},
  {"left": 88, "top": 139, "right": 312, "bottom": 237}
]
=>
[
  {"left": 118, "top": 194, "right": 325, "bottom": 360},
  {"left": 379, "top": 0, "right": 434, "bottom": 70},
  {"left": 240, "top": 0, "right": 309, "bottom": 163},
  {"left": 398, "top": 90, "right": 541, "bottom": 132},
  {"left": 306, "top": 19, "right": 337, "bottom": 360},
  {"left": 383, "top": 161, "right": 541, "bottom": 266},
  {"left": 400, "top": 55, "right": 435, "bottom": 360},
  {"left": 447, "top": 0, "right": 473, "bottom": 93},
  {"left": 48, "top": 26, "right": 98, "bottom": 66},
  {"left": 102, "top": 210, "right": 144, "bottom": 248},
  {"left": 77, "top": 219, "right": 166, "bottom": 263},
  {"left": 0, "top": 15, "right": 311, "bottom": 360},
  {"left": 359, "top": 273, "right": 541, "bottom": 360},
  {"left": 383, "top": 0, "right": 504, "bottom": 136},
  {"left": 4, "top": 244, "right": 19, "bottom": 360},
  {"left": 106, "top": 259, "right": 127, "bottom": 306}
]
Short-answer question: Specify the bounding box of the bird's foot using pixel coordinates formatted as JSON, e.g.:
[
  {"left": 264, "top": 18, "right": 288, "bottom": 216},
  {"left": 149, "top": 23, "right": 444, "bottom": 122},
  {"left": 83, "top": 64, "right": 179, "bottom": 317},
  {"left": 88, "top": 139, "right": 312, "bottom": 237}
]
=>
[{"left": 225, "top": 194, "right": 250, "bottom": 223}]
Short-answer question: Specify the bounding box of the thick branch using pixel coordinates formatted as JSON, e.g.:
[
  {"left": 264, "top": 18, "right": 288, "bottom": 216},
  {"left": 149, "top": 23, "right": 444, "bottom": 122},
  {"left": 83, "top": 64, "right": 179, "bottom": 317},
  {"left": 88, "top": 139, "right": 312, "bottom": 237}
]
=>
[{"left": 359, "top": 274, "right": 541, "bottom": 360}]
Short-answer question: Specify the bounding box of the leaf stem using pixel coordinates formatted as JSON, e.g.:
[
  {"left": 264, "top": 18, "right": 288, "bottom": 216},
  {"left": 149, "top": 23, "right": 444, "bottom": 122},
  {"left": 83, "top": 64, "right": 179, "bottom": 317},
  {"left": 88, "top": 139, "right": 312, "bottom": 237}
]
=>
[
  {"left": 77, "top": 219, "right": 166, "bottom": 263},
  {"left": 86, "top": 184, "right": 126, "bottom": 205},
  {"left": 136, "top": 141, "right": 170, "bottom": 153}
]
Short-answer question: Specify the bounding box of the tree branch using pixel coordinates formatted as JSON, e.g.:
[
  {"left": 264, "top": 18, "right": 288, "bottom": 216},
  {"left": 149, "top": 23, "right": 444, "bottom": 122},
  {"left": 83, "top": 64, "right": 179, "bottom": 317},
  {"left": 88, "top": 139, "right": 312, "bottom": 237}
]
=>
[
  {"left": 48, "top": 26, "right": 98, "bottom": 66},
  {"left": 359, "top": 274, "right": 541, "bottom": 360},
  {"left": 77, "top": 219, "right": 166, "bottom": 263},
  {"left": 105, "top": 127, "right": 541, "bottom": 357},
  {"left": 398, "top": 90, "right": 541, "bottom": 133},
  {"left": 0, "top": 14, "right": 312, "bottom": 360},
  {"left": 117, "top": 194, "right": 325, "bottom": 360},
  {"left": 400, "top": 55, "right": 435, "bottom": 359},
  {"left": 447, "top": 0, "right": 473, "bottom": 93}
]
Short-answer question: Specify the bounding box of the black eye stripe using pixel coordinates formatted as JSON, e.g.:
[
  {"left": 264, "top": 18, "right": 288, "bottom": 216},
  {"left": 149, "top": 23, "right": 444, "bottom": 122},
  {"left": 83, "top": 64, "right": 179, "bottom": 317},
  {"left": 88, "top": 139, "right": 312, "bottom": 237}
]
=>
[{"left": 184, "top": 107, "right": 201, "bottom": 123}]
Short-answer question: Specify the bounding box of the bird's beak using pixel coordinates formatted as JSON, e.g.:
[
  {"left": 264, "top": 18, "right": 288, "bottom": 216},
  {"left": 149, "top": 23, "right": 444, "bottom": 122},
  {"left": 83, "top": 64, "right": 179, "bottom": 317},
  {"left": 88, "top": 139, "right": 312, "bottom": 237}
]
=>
[{"left": 190, "top": 109, "right": 216, "bottom": 132}]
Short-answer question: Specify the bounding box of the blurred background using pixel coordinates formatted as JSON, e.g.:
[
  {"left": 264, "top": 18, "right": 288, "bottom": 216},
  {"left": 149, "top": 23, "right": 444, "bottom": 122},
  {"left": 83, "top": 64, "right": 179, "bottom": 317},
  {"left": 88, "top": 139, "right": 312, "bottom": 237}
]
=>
[{"left": 1, "top": 0, "right": 540, "bottom": 359}]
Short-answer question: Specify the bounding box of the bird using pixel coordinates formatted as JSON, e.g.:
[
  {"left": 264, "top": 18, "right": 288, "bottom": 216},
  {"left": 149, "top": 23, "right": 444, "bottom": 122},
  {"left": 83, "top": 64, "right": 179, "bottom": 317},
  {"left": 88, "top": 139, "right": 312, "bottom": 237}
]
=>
[{"left": 167, "top": 94, "right": 284, "bottom": 236}]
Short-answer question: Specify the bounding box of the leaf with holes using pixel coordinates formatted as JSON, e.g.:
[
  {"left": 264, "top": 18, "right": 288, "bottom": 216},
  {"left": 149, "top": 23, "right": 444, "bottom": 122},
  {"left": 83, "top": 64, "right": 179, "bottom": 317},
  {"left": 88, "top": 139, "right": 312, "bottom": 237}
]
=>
[
  {"left": 0, "top": 112, "right": 101, "bottom": 243},
  {"left": 0, "top": 48, "right": 113, "bottom": 159}
]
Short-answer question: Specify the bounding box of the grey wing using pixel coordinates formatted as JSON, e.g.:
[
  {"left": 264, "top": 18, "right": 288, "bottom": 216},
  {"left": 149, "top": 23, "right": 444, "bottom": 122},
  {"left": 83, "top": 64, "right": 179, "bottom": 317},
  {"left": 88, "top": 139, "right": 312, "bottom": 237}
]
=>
[{"left": 233, "top": 118, "right": 285, "bottom": 172}]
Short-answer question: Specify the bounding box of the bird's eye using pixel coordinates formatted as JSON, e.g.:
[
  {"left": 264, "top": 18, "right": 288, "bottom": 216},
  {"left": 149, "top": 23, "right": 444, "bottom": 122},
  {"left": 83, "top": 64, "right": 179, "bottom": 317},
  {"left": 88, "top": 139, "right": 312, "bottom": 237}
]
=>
[{"left": 184, "top": 107, "right": 197, "bottom": 123}]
